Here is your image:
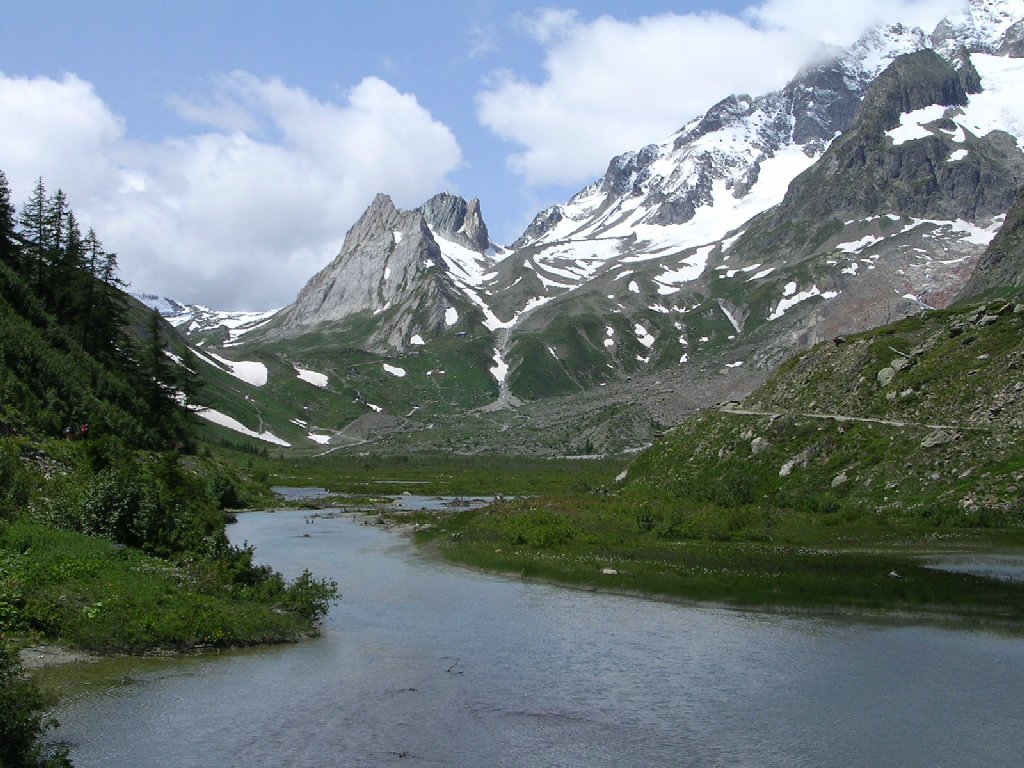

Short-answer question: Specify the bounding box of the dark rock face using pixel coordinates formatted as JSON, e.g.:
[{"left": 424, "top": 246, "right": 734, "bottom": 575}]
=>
[
  {"left": 997, "top": 19, "right": 1024, "bottom": 56},
  {"left": 962, "top": 184, "right": 1024, "bottom": 296},
  {"left": 512, "top": 206, "right": 564, "bottom": 247},
  {"left": 787, "top": 62, "right": 864, "bottom": 145},
  {"left": 734, "top": 50, "right": 1024, "bottom": 259},
  {"left": 857, "top": 50, "right": 969, "bottom": 135}
]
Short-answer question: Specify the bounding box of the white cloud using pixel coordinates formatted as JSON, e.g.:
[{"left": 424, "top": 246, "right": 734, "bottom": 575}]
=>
[
  {"left": 476, "top": 1, "right": 964, "bottom": 188},
  {"left": 0, "top": 73, "right": 124, "bottom": 201},
  {"left": 477, "top": 10, "right": 822, "bottom": 187},
  {"left": 516, "top": 8, "right": 580, "bottom": 43},
  {"left": 0, "top": 72, "right": 462, "bottom": 309},
  {"left": 746, "top": 0, "right": 964, "bottom": 46}
]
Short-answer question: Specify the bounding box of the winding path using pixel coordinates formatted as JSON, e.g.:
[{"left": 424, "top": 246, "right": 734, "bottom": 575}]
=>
[{"left": 717, "top": 403, "right": 988, "bottom": 433}]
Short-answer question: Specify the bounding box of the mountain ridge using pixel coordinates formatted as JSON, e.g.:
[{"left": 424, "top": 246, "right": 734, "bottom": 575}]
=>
[{"left": 158, "top": 0, "right": 1024, "bottom": 453}]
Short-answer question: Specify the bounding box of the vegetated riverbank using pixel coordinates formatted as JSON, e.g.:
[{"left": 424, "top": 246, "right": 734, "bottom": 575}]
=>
[
  {"left": 239, "top": 450, "right": 628, "bottom": 498},
  {"left": 1, "top": 438, "right": 338, "bottom": 657},
  {"left": 401, "top": 497, "right": 1024, "bottom": 625}
]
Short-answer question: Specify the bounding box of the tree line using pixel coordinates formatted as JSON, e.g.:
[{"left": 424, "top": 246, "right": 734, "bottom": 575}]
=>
[
  {"left": 1, "top": 171, "right": 128, "bottom": 362},
  {"left": 0, "top": 169, "right": 196, "bottom": 446}
]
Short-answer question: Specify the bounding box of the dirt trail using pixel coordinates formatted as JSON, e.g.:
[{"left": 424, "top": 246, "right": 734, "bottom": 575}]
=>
[{"left": 717, "top": 403, "right": 986, "bottom": 433}]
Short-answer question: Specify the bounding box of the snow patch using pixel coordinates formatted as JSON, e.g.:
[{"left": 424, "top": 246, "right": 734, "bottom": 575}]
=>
[
  {"left": 196, "top": 408, "right": 290, "bottom": 447},
  {"left": 307, "top": 433, "right": 331, "bottom": 445},
  {"left": 207, "top": 352, "right": 268, "bottom": 387},
  {"left": 295, "top": 367, "right": 328, "bottom": 388},
  {"left": 887, "top": 104, "right": 947, "bottom": 145},
  {"left": 410, "top": 334, "right": 425, "bottom": 346},
  {"left": 768, "top": 285, "right": 840, "bottom": 321},
  {"left": 383, "top": 364, "right": 407, "bottom": 378},
  {"left": 746, "top": 267, "right": 774, "bottom": 281},
  {"left": 445, "top": 307, "right": 459, "bottom": 326},
  {"left": 634, "top": 323, "right": 656, "bottom": 348},
  {"left": 836, "top": 235, "right": 882, "bottom": 253},
  {"left": 490, "top": 348, "right": 509, "bottom": 383},
  {"left": 654, "top": 245, "right": 714, "bottom": 295}
]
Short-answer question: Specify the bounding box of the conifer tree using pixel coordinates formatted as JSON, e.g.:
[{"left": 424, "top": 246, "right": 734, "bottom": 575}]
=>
[
  {"left": 45, "top": 189, "right": 68, "bottom": 255},
  {"left": 0, "top": 170, "right": 18, "bottom": 272},
  {"left": 179, "top": 346, "right": 203, "bottom": 409},
  {"left": 17, "top": 177, "right": 47, "bottom": 290},
  {"left": 144, "top": 309, "right": 177, "bottom": 426},
  {"left": 52, "top": 208, "right": 83, "bottom": 322}
]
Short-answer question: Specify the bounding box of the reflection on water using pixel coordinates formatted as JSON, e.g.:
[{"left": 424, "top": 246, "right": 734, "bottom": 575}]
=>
[
  {"left": 52, "top": 510, "right": 1024, "bottom": 767},
  {"left": 923, "top": 554, "right": 1024, "bottom": 583},
  {"left": 269, "top": 486, "right": 495, "bottom": 513},
  {"left": 270, "top": 486, "right": 331, "bottom": 501}
]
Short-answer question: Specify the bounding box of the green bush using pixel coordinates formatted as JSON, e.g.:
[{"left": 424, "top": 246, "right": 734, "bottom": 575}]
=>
[{"left": 0, "top": 643, "right": 72, "bottom": 768}]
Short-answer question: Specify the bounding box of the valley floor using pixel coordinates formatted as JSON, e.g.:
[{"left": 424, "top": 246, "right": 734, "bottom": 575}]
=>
[{"left": 399, "top": 498, "right": 1024, "bottom": 625}]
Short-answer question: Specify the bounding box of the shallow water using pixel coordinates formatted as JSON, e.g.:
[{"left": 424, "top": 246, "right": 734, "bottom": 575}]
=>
[
  {"left": 923, "top": 554, "right": 1024, "bottom": 583},
  {"left": 52, "top": 509, "right": 1024, "bottom": 767}
]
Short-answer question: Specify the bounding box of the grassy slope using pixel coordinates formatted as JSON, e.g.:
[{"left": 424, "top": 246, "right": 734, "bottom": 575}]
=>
[
  {"left": 405, "top": 299, "right": 1024, "bottom": 621},
  {"left": 0, "top": 261, "right": 336, "bottom": 655}
]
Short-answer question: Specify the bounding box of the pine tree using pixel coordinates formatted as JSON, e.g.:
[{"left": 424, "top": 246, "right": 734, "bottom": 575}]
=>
[
  {"left": 52, "top": 208, "right": 84, "bottom": 323},
  {"left": 178, "top": 346, "right": 203, "bottom": 410},
  {"left": 17, "top": 177, "right": 47, "bottom": 290},
  {"left": 144, "top": 309, "right": 177, "bottom": 427},
  {"left": 0, "top": 170, "right": 18, "bottom": 272},
  {"left": 45, "top": 189, "right": 68, "bottom": 256}
]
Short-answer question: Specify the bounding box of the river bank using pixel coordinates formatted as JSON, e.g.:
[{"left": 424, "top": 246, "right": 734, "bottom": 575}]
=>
[
  {"left": 397, "top": 497, "right": 1024, "bottom": 625},
  {"left": 48, "top": 507, "right": 1024, "bottom": 768}
]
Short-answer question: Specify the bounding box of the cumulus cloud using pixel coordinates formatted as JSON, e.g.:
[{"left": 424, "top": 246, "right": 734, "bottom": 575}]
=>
[
  {"left": 746, "top": 0, "right": 965, "bottom": 46},
  {"left": 476, "top": 0, "right": 964, "bottom": 188},
  {"left": 0, "top": 72, "right": 462, "bottom": 309},
  {"left": 0, "top": 73, "right": 125, "bottom": 201},
  {"left": 477, "top": 11, "right": 820, "bottom": 187}
]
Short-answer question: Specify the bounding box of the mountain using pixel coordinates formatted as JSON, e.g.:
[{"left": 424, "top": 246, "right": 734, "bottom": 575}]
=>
[
  {"left": 960, "top": 183, "right": 1024, "bottom": 296},
  {"left": 625, "top": 294, "right": 1024, "bottom": 526},
  {"left": 181, "top": 0, "right": 1024, "bottom": 454},
  {"left": 254, "top": 192, "right": 505, "bottom": 354},
  {"left": 134, "top": 292, "right": 277, "bottom": 347}
]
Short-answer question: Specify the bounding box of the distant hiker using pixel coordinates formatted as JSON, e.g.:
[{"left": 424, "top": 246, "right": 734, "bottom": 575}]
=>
[
  {"left": 80, "top": 422, "right": 89, "bottom": 440},
  {"left": 64, "top": 425, "right": 73, "bottom": 441}
]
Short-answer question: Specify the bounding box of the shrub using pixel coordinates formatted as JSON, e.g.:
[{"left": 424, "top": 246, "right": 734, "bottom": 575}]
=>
[{"left": 0, "top": 643, "right": 72, "bottom": 768}]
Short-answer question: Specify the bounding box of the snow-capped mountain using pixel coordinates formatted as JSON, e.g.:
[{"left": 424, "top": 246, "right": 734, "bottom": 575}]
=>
[
  {"left": 191, "top": 0, "right": 1024, "bottom": 451},
  {"left": 257, "top": 192, "right": 507, "bottom": 354},
  {"left": 134, "top": 292, "right": 276, "bottom": 346}
]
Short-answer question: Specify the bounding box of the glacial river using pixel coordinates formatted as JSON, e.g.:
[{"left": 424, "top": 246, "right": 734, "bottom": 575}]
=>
[{"left": 51, "top": 506, "right": 1024, "bottom": 767}]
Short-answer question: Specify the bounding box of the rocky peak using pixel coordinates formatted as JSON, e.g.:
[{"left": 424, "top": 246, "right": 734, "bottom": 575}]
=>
[
  {"left": 265, "top": 193, "right": 443, "bottom": 339},
  {"left": 512, "top": 20, "right": 935, "bottom": 247},
  {"left": 996, "top": 18, "right": 1024, "bottom": 55},
  {"left": 421, "top": 192, "right": 490, "bottom": 252},
  {"left": 961, "top": 184, "right": 1024, "bottom": 296},
  {"left": 856, "top": 49, "right": 970, "bottom": 137},
  {"left": 676, "top": 95, "right": 756, "bottom": 147},
  {"left": 931, "top": 0, "right": 1024, "bottom": 57}
]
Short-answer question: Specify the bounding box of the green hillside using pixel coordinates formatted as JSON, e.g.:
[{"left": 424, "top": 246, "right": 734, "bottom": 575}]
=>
[
  {"left": 417, "top": 296, "right": 1024, "bottom": 621},
  {"left": 0, "top": 173, "right": 335, "bottom": 767}
]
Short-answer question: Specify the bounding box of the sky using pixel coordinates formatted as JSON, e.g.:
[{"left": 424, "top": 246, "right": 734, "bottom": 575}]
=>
[{"left": 0, "top": 0, "right": 964, "bottom": 310}]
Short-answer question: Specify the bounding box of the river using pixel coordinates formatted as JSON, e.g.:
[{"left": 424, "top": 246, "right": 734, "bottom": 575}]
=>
[{"left": 51, "top": 506, "right": 1024, "bottom": 767}]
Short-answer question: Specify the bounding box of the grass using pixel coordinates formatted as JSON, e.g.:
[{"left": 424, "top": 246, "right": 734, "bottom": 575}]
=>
[
  {"left": 248, "top": 451, "right": 628, "bottom": 497},
  {"left": 0, "top": 519, "right": 331, "bottom": 653},
  {"left": 408, "top": 496, "right": 1024, "bottom": 623}
]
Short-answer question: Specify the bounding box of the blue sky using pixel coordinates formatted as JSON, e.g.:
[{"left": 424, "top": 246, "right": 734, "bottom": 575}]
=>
[{"left": 0, "top": 0, "right": 961, "bottom": 309}]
